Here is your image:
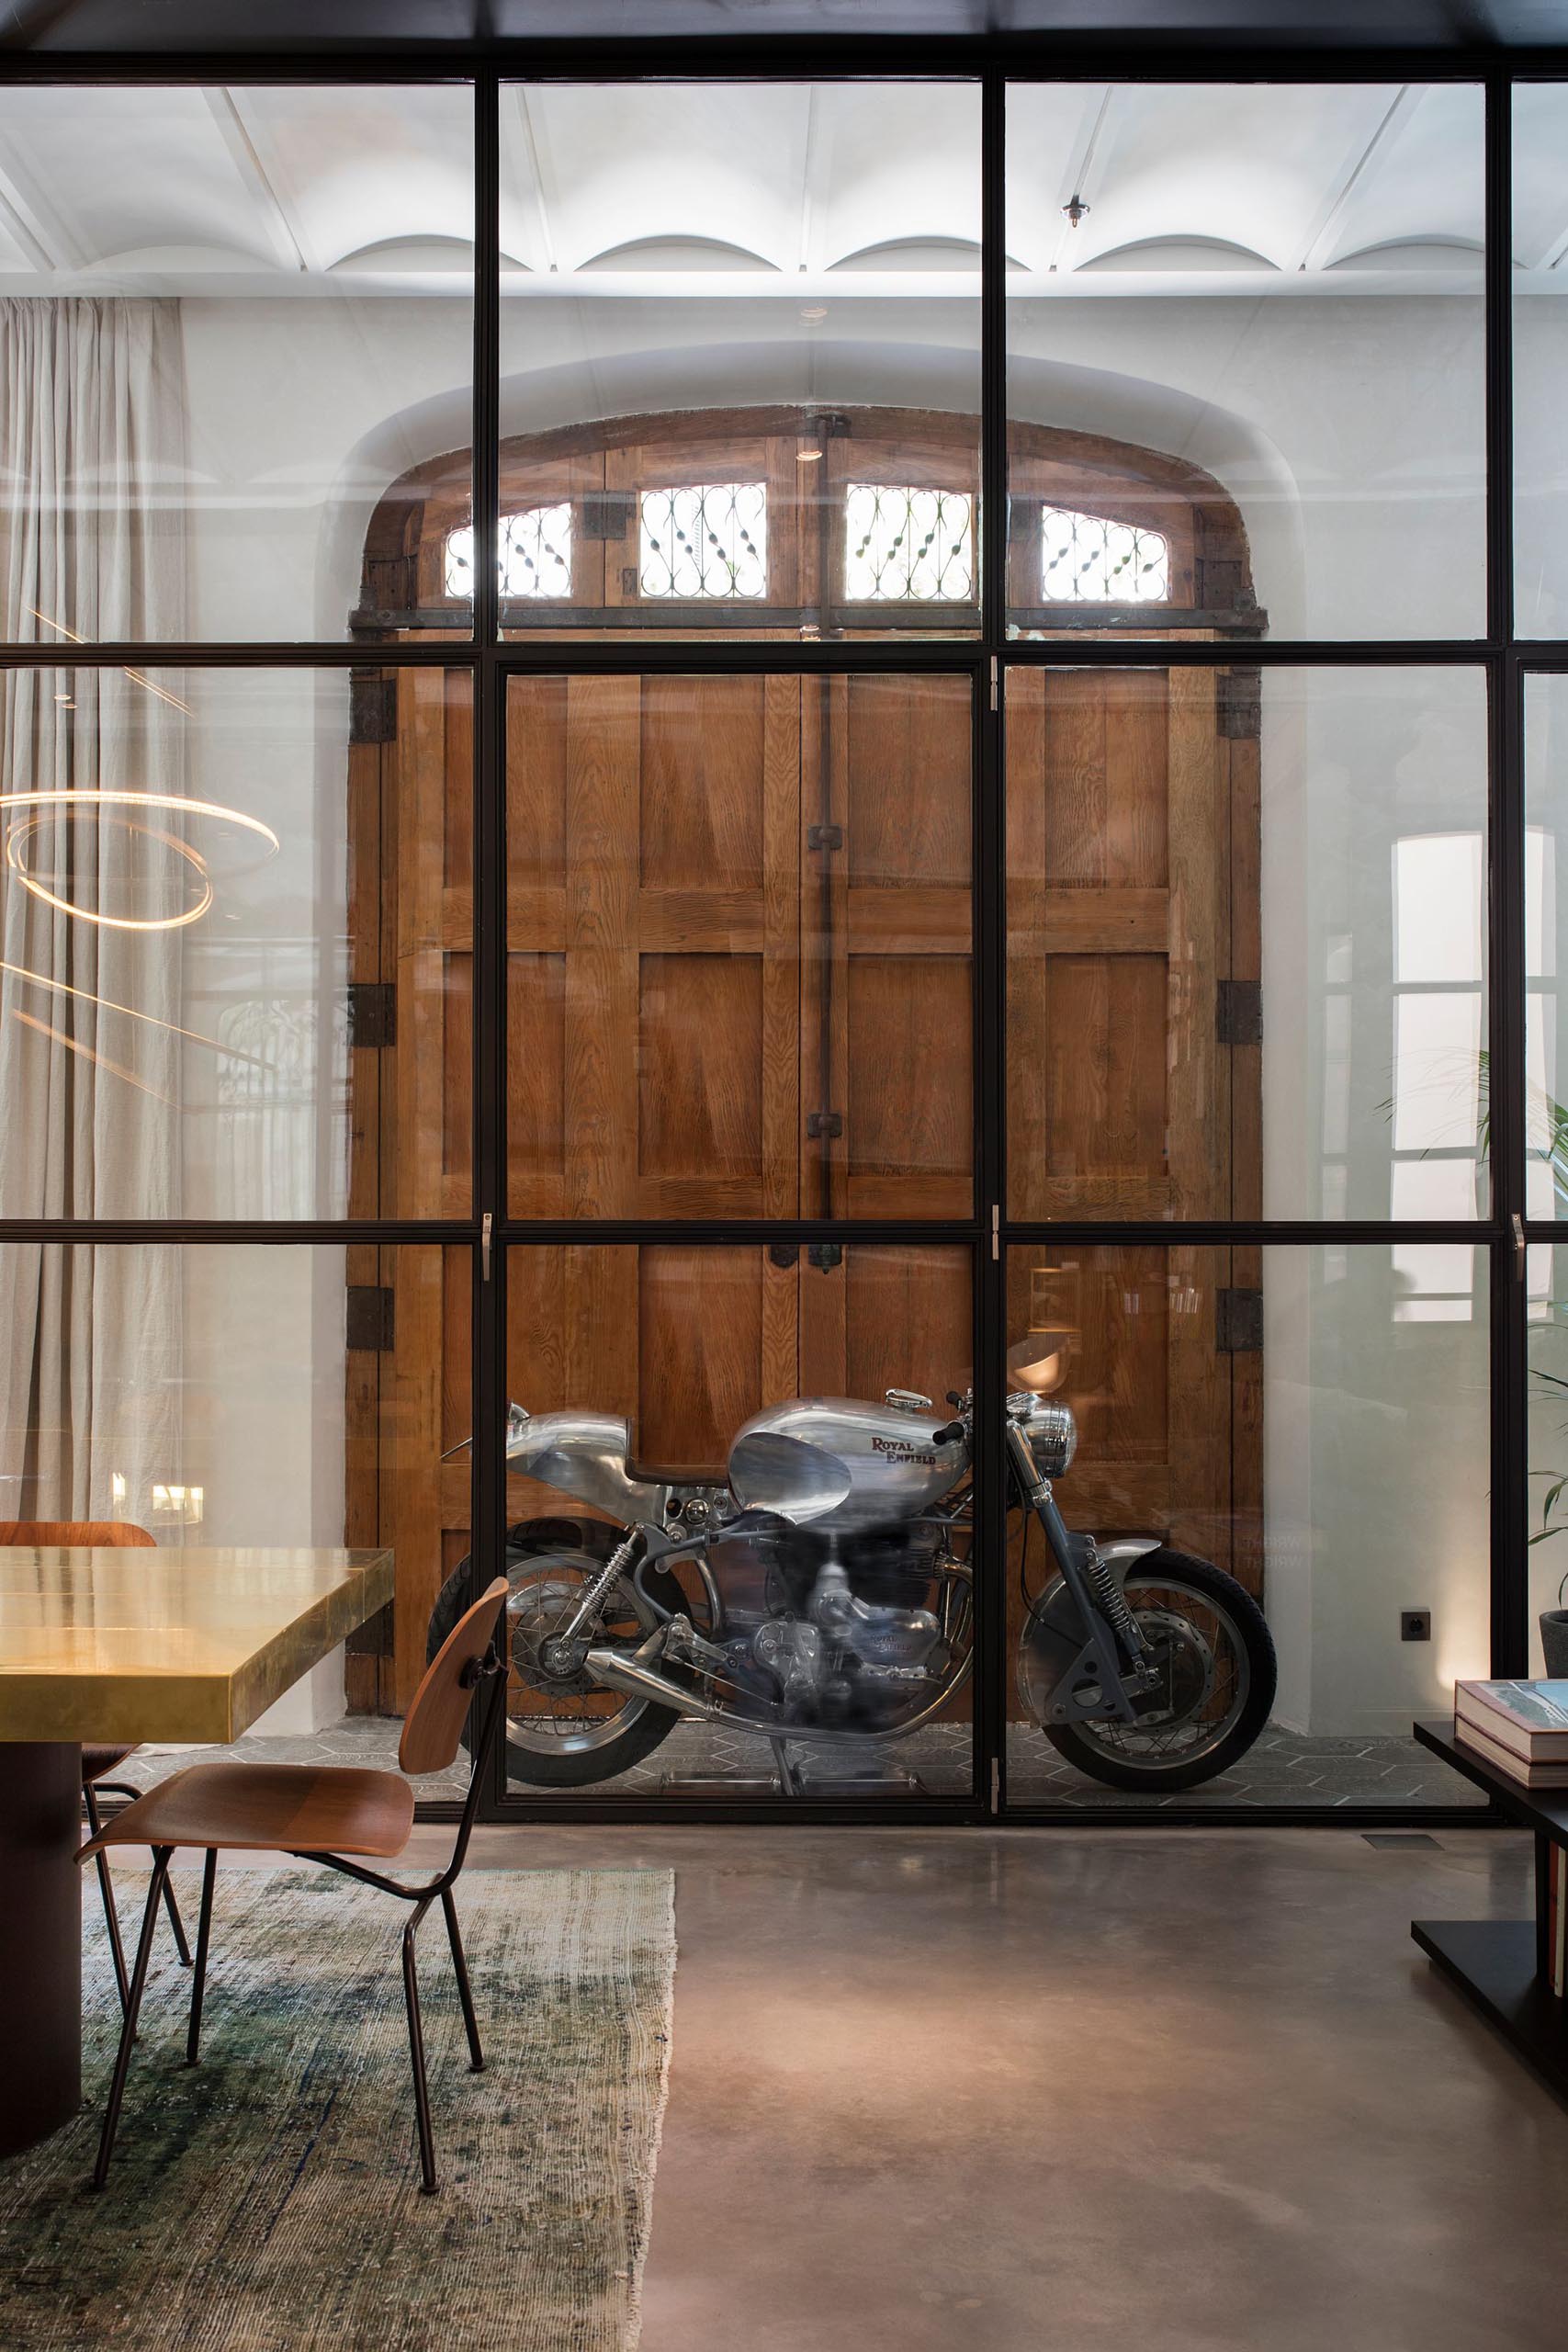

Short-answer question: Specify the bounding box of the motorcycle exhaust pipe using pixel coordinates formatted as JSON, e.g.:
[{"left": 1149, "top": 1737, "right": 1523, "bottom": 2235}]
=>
[
  {"left": 584, "top": 1644, "right": 731, "bottom": 1724},
  {"left": 585, "top": 1643, "right": 907, "bottom": 1747}
]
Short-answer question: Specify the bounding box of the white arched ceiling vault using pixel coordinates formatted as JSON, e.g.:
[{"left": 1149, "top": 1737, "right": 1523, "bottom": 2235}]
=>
[{"left": 0, "top": 78, "right": 1556, "bottom": 300}]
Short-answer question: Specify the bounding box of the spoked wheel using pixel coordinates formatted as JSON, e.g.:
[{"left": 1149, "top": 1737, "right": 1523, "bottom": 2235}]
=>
[
  {"left": 427, "top": 1518, "right": 681, "bottom": 1789},
  {"left": 1028, "top": 1548, "right": 1276, "bottom": 1792}
]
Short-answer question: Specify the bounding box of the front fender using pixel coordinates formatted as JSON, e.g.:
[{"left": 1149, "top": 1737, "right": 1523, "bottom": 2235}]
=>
[{"left": 1021, "top": 1533, "right": 1163, "bottom": 1690}]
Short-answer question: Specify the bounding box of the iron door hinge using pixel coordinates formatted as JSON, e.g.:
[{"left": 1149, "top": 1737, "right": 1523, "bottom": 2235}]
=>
[
  {"left": 581, "top": 490, "right": 635, "bottom": 540},
  {"left": 808, "top": 1242, "right": 843, "bottom": 1272},
  {"left": 807, "top": 822, "right": 843, "bottom": 853},
  {"left": 1216, "top": 1288, "right": 1264, "bottom": 1353},
  {"left": 1216, "top": 666, "right": 1261, "bottom": 741},
  {"left": 1215, "top": 978, "right": 1262, "bottom": 1047},
  {"left": 347, "top": 981, "right": 396, "bottom": 1050},
  {"left": 807, "top": 1110, "right": 843, "bottom": 1139},
  {"left": 769, "top": 1242, "right": 800, "bottom": 1269},
  {"left": 345, "top": 1285, "right": 396, "bottom": 1352},
  {"left": 349, "top": 672, "right": 397, "bottom": 745}
]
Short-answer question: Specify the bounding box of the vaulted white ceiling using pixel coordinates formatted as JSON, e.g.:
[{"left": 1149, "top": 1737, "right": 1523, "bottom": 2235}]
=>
[{"left": 0, "top": 79, "right": 1553, "bottom": 298}]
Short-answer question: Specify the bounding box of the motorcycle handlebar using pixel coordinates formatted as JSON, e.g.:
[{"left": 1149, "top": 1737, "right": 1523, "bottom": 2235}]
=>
[{"left": 931, "top": 1419, "right": 967, "bottom": 1446}]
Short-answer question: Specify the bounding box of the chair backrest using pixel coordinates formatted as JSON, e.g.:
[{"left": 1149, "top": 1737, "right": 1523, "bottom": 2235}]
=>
[
  {"left": 0, "top": 1520, "right": 155, "bottom": 1547},
  {"left": 400, "top": 1576, "right": 509, "bottom": 1777}
]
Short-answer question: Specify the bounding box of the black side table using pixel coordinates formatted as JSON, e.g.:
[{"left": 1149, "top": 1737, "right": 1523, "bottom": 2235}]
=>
[{"left": 1412, "top": 1718, "right": 1568, "bottom": 2099}]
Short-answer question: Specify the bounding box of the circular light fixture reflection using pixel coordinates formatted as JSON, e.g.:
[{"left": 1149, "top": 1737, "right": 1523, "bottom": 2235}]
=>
[
  {"left": 0, "top": 789, "right": 278, "bottom": 933},
  {"left": 6, "top": 813, "right": 213, "bottom": 930}
]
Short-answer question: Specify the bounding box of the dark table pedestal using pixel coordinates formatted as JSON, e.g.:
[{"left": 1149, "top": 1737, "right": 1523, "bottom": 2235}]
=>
[{"left": 0, "top": 1743, "right": 81, "bottom": 2158}]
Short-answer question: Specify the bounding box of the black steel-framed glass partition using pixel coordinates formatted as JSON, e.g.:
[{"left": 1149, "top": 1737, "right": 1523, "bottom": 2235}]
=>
[{"left": 0, "top": 42, "right": 1562, "bottom": 1825}]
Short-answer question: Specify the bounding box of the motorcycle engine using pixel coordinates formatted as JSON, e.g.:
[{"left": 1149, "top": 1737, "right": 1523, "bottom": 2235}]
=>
[{"left": 730, "top": 1523, "right": 952, "bottom": 1731}]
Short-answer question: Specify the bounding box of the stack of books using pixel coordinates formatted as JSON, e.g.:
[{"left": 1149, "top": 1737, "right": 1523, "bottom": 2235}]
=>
[{"left": 1453, "top": 1679, "right": 1568, "bottom": 1788}]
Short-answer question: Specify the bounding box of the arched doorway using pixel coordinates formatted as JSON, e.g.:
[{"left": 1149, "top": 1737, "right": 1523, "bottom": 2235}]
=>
[{"left": 340, "top": 406, "right": 1263, "bottom": 1752}]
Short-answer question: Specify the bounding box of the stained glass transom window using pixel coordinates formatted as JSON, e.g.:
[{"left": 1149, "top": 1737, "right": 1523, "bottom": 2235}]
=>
[
  {"left": 844, "top": 484, "right": 975, "bottom": 602},
  {"left": 445, "top": 505, "right": 573, "bottom": 599},
  {"left": 1040, "top": 505, "right": 1169, "bottom": 603},
  {"left": 639, "top": 483, "right": 767, "bottom": 600}
]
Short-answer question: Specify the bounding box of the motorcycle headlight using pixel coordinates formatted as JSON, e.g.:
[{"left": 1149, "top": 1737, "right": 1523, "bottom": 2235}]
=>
[{"left": 1026, "top": 1399, "right": 1077, "bottom": 1479}]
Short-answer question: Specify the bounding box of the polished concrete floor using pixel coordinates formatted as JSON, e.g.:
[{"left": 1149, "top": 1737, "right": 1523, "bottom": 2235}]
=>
[
  {"left": 387, "top": 1820, "right": 1567, "bottom": 2352},
  {"left": 113, "top": 1821, "right": 1568, "bottom": 2348}
]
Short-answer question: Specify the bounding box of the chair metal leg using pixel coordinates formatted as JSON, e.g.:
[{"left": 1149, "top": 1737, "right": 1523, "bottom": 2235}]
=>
[
  {"left": 83, "top": 1784, "right": 130, "bottom": 2015},
  {"left": 93, "top": 1847, "right": 172, "bottom": 2190},
  {"left": 186, "top": 1849, "right": 218, "bottom": 2066},
  {"left": 401, "top": 1897, "right": 438, "bottom": 2195},
  {"left": 441, "top": 1886, "right": 484, "bottom": 2073},
  {"left": 95, "top": 1781, "right": 192, "bottom": 1967}
]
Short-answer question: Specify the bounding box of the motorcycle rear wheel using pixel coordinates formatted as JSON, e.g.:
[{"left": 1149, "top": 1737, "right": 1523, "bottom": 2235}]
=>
[
  {"left": 427, "top": 1518, "right": 682, "bottom": 1789},
  {"left": 1036, "top": 1548, "right": 1276, "bottom": 1792}
]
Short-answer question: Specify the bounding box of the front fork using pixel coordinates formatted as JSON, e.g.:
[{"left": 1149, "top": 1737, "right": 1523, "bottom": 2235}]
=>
[{"left": 1005, "top": 1423, "right": 1154, "bottom": 1727}]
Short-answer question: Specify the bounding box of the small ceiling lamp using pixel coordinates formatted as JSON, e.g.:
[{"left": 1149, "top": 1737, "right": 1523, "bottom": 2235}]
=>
[{"left": 1062, "top": 195, "right": 1091, "bottom": 229}]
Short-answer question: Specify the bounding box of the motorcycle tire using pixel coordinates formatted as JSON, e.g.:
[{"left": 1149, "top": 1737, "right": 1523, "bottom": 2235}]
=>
[
  {"left": 427, "top": 1516, "right": 683, "bottom": 1789},
  {"left": 1040, "top": 1547, "right": 1277, "bottom": 1792}
]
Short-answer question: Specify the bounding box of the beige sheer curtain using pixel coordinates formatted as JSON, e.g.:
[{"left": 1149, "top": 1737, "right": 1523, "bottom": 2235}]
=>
[{"left": 0, "top": 299, "right": 187, "bottom": 1524}]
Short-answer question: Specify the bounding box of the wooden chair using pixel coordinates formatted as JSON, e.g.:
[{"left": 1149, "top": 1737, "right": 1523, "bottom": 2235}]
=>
[
  {"left": 0, "top": 1520, "right": 192, "bottom": 2009},
  {"left": 78, "top": 1576, "right": 511, "bottom": 2196}
]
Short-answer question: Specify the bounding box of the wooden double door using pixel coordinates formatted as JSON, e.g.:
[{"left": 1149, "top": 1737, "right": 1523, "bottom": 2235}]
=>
[{"left": 345, "top": 657, "right": 1261, "bottom": 1724}]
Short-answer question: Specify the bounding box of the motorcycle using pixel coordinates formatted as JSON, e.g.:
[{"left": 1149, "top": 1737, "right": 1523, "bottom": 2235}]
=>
[{"left": 428, "top": 1385, "right": 1276, "bottom": 1793}]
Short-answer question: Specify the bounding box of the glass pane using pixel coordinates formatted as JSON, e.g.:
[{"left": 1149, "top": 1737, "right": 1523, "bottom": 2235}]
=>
[
  {"left": 493, "top": 81, "right": 981, "bottom": 640},
  {"left": 0, "top": 85, "right": 474, "bottom": 643},
  {"left": 502, "top": 1240, "right": 975, "bottom": 1800},
  {"left": 508, "top": 671, "right": 973, "bottom": 1218},
  {"left": 1006, "top": 85, "right": 1485, "bottom": 642},
  {"left": 0, "top": 664, "right": 472, "bottom": 1217},
  {"left": 1005, "top": 664, "right": 1488, "bottom": 1220},
  {"left": 1004, "top": 1243, "right": 1488, "bottom": 1810},
  {"left": 0, "top": 1242, "right": 470, "bottom": 1795},
  {"left": 1515, "top": 85, "right": 1568, "bottom": 638},
  {"left": 1526, "top": 676, "right": 1568, "bottom": 1217}
]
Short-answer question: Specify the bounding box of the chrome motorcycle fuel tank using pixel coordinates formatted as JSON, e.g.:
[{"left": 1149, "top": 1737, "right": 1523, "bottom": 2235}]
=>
[{"left": 728, "top": 1397, "right": 965, "bottom": 1533}]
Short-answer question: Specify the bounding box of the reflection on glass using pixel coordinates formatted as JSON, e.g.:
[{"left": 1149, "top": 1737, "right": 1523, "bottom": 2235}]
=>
[
  {"left": 0, "top": 1243, "right": 470, "bottom": 1775},
  {"left": 1007, "top": 83, "right": 1485, "bottom": 641},
  {"left": 0, "top": 666, "right": 472, "bottom": 1217},
  {"left": 0, "top": 85, "right": 474, "bottom": 643},
  {"left": 1515, "top": 85, "right": 1568, "bottom": 636},
  {"left": 1527, "top": 680, "right": 1568, "bottom": 1219},
  {"left": 507, "top": 670, "right": 973, "bottom": 1218},
  {"left": 502, "top": 1241, "right": 975, "bottom": 1799},
  {"left": 1005, "top": 1243, "right": 1488, "bottom": 1809},
  {"left": 491, "top": 80, "right": 981, "bottom": 639},
  {"left": 1005, "top": 664, "right": 1488, "bottom": 1221}
]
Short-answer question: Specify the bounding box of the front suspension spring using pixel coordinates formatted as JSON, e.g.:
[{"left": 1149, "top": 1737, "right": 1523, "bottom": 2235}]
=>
[{"left": 1087, "top": 1549, "right": 1144, "bottom": 1661}]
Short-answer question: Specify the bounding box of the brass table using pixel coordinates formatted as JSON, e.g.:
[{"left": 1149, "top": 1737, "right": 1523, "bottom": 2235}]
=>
[{"left": 0, "top": 1545, "right": 394, "bottom": 2158}]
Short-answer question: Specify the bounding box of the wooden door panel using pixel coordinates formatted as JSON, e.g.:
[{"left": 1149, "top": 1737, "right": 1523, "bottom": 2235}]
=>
[
  {"left": 844, "top": 956, "right": 972, "bottom": 1218},
  {"left": 1009, "top": 664, "right": 1225, "bottom": 1221}
]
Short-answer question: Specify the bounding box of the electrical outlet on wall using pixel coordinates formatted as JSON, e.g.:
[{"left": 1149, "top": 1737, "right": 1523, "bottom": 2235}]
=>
[{"left": 1401, "top": 1610, "right": 1432, "bottom": 1642}]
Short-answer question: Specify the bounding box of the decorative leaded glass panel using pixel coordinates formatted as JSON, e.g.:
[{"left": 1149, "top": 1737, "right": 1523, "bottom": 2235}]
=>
[
  {"left": 639, "top": 484, "right": 767, "bottom": 600},
  {"left": 1040, "top": 504, "right": 1169, "bottom": 603},
  {"left": 446, "top": 505, "right": 573, "bottom": 599},
  {"left": 843, "top": 484, "right": 975, "bottom": 602}
]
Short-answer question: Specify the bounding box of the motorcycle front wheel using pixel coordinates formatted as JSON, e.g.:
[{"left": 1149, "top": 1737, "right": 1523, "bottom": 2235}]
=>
[
  {"left": 427, "top": 1518, "right": 682, "bottom": 1788},
  {"left": 1031, "top": 1548, "right": 1276, "bottom": 1792}
]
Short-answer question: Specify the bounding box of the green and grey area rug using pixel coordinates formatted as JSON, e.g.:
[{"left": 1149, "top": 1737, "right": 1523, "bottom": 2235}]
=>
[{"left": 0, "top": 1865, "right": 675, "bottom": 2352}]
